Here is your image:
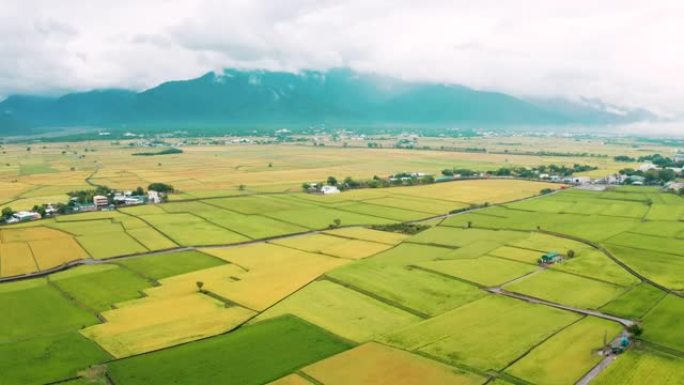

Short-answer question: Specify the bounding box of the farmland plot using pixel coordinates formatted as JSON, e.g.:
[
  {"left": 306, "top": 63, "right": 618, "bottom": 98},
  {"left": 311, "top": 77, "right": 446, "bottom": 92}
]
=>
[
  {"left": 50, "top": 264, "right": 151, "bottom": 312},
  {"left": 551, "top": 249, "right": 640, "bottom": 286},
  {"left": 641, "top": 295, "right": 684, "bottom": 352},
  {"left": 0, "top": 331, "right": 110, "bottom": 385},
  {"left": 323, "top": 226, "right": 409, "bottom": 245},
  {"left": 606, "top": 245, "right": 684, "bottom": 290},
  {"left": 107, "top": 315, "right": 353, "bottom": 385},
  {"left": 417, "top": 256, "right": 538, "bottom": 287},
  {"left": 0, "top": 242, "right": 38, "bottom": 276},
  {"left": 600, "top": 283, "right": 666, "bottom": 319},
  {"left": 140, "top": 213, "right": 249, "bottom": 245},
  {"left": 77, "top": 232, "right": 148, "bottom": 259},
  {"left": 605, "top": 232, "right": 684, "bottom": 257},
  {"left": 592, "top": 349, "right": 684, "bottom": 385},
  {"left": 81, "top": 293, "right": 255, "bottom": 358},
  {"left": 506, "top": 317, "right": 622, "bottom": 385},
  {"left": 117, "top": 250, "right": 226, "bottom": 280},
  {"left": 408, "top": 227, "right": 525, "bottom": 248},
  {"left": 272, "top": 233, "right": 392, "bottom": 259},
  {"left": 382, "top": 295, "right": 580, "bottom": 370},
  {"left": 254, "top": 280, "right": 421, "bottom": 342},
  {"left": 327, "top": 260, "right": 485, "bottom": 316},
  {"left": 301, "top": 342, "right": 485, "bottom": 385},
  {"left": 503, "top": 270, "right": 627, "bottom": 309},
  {"left": 0, "top": 279, "right": 99, "bottom": 342},
  {"left": 195, "top": 244, "right": 348, "bottom": 310}
]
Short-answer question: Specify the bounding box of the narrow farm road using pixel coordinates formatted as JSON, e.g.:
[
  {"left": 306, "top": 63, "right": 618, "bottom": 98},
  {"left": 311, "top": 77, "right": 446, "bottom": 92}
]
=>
[
  {"left": 486, "top": 287, "right": 635, "bottom": 327},
  {"left": 575, "top": 331, "right": 630, "bottom": 385}
]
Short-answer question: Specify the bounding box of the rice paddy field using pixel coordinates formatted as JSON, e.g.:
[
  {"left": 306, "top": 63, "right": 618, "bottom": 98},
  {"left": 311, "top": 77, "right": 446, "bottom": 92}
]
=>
[{"left": 1, "top": 140, "right": 684, "bottom": 384}]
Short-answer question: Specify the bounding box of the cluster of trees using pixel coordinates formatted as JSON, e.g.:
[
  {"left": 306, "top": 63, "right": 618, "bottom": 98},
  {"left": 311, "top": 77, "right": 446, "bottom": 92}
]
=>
[
  {"left": 303, "top": 173, "right": 436, "bottom": 192},
  {"left": 493, "top": 150, "right": 607, "bottom": 158},
  {"left": 132, "top": 147, "right": 183, "bottom": 156},
  {"left": 619, "top": 168, "right": 678, "bottom": 185},
  {"left": 148, "top": 183, "right": 174, "bottom": 193},
  {"left": 67, "top": 185, "right": 113, "bottom": 204},
  {"left": 370, "top": 223, "right": 430, "bottom": 235},
  {"left": 441, "top": 168, "right": 478, "bottom": 177},
  {"left": 488, "top": 164, "right": 596, "bottom": 177},
  {"left": 615, "top": 153, "right": 684, "bottom": 168}
]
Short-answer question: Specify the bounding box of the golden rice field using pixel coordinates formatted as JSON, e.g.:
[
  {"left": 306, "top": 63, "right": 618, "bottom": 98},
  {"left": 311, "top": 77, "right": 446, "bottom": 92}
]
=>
[
  {"left": 0, "top": 137, "right": 647, "bottom": 210},
  {"left": 299, "top": 342, "right": 485, "bottom": 385},
  {"left": 81, "top": 293, "right": 255, "bottom": 358}
]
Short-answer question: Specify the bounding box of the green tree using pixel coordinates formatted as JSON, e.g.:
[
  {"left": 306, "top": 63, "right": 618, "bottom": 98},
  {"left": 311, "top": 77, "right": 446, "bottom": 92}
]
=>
[
  {"left": 1, "top": 207, "right": 14, "bottom": 218},
  {"left": 627, "top": 323, "right": 643, "bottom": 337},
  {"left": 148, "top": 183, "right": 174, "bottom": 193},
  {"left": 134, "top": 186, "right": 145, "bottom": 196},
  {"left": 327, "top": 176, "right": 338, "bottom": 186},
  {"left": 567, "top": 249, "right": 575, "bottom": 258},
  {"left": 196, "top": 281, "right": 205, "bottom": 293}
]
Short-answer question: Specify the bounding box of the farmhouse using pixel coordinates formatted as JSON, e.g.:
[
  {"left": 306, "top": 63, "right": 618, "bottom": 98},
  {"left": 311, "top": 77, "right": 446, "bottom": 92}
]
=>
[
  {"left": 124, "top": 197, "right": 144, "bottom": 205},
  {"left": 12, "top": 211, "right": 41, "bottom": 222},
  {"left": 627, "top": 175, "right": 645, "bottom": 185},
  {"left": 148, "top": 190, "right": 162, "bottom": 203},
  {"left": 320, "top": 185, "right": 341, "bottom": 194},
  {"left": 93, "top": 195, "right": 109, "bottom": 208},
  {"left": 538, "top": 251, "right": 563, "bottom": 265},
  {"left": 665, "top": 182, "right": 684, "bottom": 191}
]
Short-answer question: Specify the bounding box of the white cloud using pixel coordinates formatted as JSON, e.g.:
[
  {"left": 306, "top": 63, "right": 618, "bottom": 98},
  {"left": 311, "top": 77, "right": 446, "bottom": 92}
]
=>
[{"left": 0, "top": 0, "right": 683, "bottom": 115}]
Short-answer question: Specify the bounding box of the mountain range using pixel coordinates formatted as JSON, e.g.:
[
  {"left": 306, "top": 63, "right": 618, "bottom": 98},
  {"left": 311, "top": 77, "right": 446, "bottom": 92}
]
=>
[{"left": 0, "top": 68, "right": 657, "bottom": 135}]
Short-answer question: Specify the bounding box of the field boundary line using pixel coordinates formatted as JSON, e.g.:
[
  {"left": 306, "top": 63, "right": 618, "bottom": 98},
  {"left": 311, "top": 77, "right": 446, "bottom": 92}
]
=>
[
  {"left": 46, "top": 277, "right": 106, "bottom": 322},
  {"left": 115, "top": 209, "right": 180, "bottom": 247},
  {"left": 409, "top": 264, "right": 487, "bottom": 289},
  {"left": 296, "top": 371, "right": 325, "bottom": 385},
  {"left": 500, "top": 316, "right": 586, "bottom": 373},
  {"left": 186, "top": 211, "right": 255, "bottom": 240},
  {"left": 321, "top": 276, "right": 430, "bottom": 319}
]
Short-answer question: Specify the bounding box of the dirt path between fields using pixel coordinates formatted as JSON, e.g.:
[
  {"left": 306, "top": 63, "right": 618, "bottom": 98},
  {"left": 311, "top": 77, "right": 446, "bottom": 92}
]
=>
[{"left": 486, "top": 287, "right": 634, "bottom": 327}]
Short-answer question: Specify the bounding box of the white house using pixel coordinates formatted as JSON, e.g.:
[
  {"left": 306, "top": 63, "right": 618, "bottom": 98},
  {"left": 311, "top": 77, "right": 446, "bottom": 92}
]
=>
[
  {"left": 124, "top": 197, "right": 144, "bottom": 205},
  {"left": 148, "top": 190, "right": 162, "bottom": 204},
  {"left": 320, "top": 185, "right": 341, "bottom": 194},
  {"left": 93, "top": 195, "right": 109, "bottom": 208},
  {"left": 13, "top": 211, "right": 41, "bottom": 222}
]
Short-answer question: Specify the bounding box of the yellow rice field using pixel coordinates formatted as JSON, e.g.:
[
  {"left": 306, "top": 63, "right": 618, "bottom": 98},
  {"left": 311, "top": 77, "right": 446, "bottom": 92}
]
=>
[
  {"left": 271, "top": 233, "right": 393, "bottom": 260},
  {"left": 301, "top": 342, "right": 485, "bottom": 385},
  {"left": 81, "top": 293, "right": 255, "bottom": 358},
  {"left": 323, "top": 227, "right": 409, "bottom": 245},
  {"left": 29, "top": 238, "right": 89, "bottom": 270},
  {"left": 0, "top": 242, "right": 38, "bottom": 276}
]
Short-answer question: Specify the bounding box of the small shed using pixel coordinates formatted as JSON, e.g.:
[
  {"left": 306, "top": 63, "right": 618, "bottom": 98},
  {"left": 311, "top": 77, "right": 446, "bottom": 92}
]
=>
[{"left": 538, "top": 251, "right": 562, "bottom": 265}]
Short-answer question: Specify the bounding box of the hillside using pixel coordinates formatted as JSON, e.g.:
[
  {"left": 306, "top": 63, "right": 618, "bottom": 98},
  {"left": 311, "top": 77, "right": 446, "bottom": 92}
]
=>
[{"left": 0, "top": 69, "right": 655, "bottom": 133}]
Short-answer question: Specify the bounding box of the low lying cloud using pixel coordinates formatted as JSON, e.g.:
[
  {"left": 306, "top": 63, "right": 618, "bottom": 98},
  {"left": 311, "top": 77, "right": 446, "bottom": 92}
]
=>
[{"left": 1, "top": 0, "right": 683, "bottom": 116}]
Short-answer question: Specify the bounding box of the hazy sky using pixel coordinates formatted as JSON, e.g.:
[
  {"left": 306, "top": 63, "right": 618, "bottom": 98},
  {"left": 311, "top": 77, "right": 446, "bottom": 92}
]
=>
[{"left": 1, "top": 0, "right": 683, "bottom": 115}]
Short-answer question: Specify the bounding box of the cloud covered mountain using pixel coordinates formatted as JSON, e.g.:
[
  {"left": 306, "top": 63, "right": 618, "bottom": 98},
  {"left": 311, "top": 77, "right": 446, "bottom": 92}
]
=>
[{"left": 0, "top": 68, "right": 657, "bottom": 134}]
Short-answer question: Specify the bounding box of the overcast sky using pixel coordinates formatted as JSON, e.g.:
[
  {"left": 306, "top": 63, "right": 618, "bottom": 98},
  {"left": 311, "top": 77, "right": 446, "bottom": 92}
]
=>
[{"left": 1, "top": 0, "right": 683, "bottom": 116}]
